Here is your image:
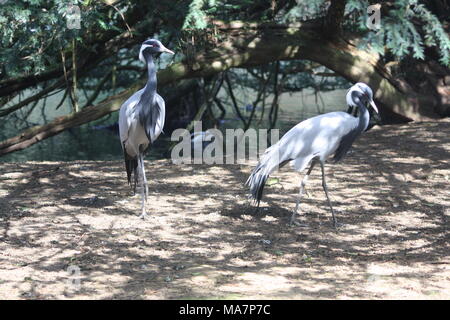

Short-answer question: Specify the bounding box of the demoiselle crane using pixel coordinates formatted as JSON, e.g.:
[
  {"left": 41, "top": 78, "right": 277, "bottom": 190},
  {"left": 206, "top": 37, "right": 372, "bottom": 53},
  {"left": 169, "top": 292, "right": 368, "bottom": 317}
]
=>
[
  {"left": 119, "top": 39, "right": 174, "bottom": 218},
  {"left": 246, "top": 83, "right": 379, "bottom": 228}
]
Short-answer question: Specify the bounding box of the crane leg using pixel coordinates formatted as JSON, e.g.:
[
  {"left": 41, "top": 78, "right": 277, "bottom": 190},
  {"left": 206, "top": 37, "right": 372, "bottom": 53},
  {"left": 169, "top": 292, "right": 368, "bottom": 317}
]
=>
[
  {"left": 290, "top": 160, "right": 316, "bottom": 226},
  {"left": 138, "top": 154, "right": 147, "bottom": 219},
  {"left": 133, "top": 161, "right": 138, "bottom": 195},
  {"left": 319, "top": 161, "right": 339, "bottom": 228},
  {"left": 140, "top": 154, "right": 148, "bottom": 200}
]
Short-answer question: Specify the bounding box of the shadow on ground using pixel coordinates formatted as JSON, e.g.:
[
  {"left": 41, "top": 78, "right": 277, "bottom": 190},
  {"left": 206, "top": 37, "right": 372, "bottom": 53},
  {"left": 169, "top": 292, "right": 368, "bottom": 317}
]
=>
[{"left": 0, "top": 120, "right": 448, "bottom": 299}]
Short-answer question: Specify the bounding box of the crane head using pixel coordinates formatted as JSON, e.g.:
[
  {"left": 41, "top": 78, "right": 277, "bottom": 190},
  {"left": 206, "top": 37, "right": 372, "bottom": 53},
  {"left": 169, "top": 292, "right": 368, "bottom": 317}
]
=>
[
  {"left": 139, "top": 39, "right": 174, "bottom": 63},
  {"left": 346, "top": 82, "right": 379, "bottom": 114}
]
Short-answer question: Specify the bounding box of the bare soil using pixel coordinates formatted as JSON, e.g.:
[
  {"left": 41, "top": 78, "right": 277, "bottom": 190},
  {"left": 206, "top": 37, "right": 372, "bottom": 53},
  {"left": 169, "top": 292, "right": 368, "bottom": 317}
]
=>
[{"left": 0, "top": 120, "right": 449, "bottom": 299}]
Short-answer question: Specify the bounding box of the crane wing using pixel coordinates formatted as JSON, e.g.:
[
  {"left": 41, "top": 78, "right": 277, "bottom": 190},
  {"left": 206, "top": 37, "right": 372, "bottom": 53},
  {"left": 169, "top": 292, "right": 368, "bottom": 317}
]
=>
[
  {"left": 154, "top": 93, "right": 166, "bottom": 137},
  {"left": 118, "top": 88, "right": 144, "bottom": 148},
  {"left": 246, "top": 111, "right": 357, "bottom": 204},
  {"left": 137, "top": 92, "right": 165, "bottom": 143},
  {"left": 277, "top": 112, "right": 358, "bottom": 171}
]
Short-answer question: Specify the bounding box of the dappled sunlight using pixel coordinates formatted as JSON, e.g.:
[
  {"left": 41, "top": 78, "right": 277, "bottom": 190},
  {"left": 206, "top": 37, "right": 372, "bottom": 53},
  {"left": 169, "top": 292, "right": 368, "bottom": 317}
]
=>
[{"left": 0, "top": 120, "right": 449, "bottom": 299}]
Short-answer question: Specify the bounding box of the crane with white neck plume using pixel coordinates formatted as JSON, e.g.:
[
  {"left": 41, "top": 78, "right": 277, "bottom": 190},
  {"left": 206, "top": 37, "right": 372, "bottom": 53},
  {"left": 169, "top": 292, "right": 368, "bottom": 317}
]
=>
[
  {"left": 118, "top": 39, "right": 174, "bottom": 218},
  {"left": 246, "top": 82, "right": 379, "bottom": 228}
]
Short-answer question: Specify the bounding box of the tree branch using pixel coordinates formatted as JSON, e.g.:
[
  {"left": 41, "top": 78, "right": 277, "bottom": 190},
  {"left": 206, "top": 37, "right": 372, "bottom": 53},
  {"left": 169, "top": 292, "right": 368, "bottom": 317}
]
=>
[
  {"left": 224, "top": 72, "right": 247, "bottom": 128},
  {"left": 0, "top": 16, "right": 153, "bottom": 98},
  {"left": 0, "top": 77, "right": 66, "bottom": 117}
]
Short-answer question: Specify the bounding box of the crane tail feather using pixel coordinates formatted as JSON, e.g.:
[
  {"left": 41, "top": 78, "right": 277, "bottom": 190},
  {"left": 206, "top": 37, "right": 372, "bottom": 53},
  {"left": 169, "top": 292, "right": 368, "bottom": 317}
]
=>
[
  {"left": 123, "top": 150, "right": 138, "bottom": 190},
  {"left": 246, "top": 169, "right": 269, "bottom": 206},
  {"left": 246, "top": 144, "right": 285, "bottom": 205}
]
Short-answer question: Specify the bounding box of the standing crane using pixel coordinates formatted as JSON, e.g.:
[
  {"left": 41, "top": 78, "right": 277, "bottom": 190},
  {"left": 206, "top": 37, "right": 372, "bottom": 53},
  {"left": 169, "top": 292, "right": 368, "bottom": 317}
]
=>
[
  {"left": 246, "top": 83, "right": 379, "bottom": 228},
  {"left": 119, "top": 39, "right": 174, "bottom": 218}
]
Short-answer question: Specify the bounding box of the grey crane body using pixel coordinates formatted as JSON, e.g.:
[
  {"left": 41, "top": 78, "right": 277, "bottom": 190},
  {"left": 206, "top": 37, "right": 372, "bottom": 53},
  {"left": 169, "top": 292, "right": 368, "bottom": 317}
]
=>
[
  {"left": 118, "top": 39, "right": 174, "bottom": 218},
  {"left": 246, "top": 83, "right": 379, "bottom": 228}
]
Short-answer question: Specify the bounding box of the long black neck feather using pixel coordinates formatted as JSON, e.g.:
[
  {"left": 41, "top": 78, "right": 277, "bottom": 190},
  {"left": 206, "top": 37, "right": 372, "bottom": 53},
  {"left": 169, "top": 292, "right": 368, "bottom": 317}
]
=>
[
  {"left": 139, "top": 53, "right": 156, "bottom": 110},
  {"left": 145, "top": 53, "right": 157, "bottom": 95},
  {"left": 138, "top": 52, "right": 161, "bottom": 144},
  {"left": 333, "top": 99, "right": 370, "bottom": 162}
]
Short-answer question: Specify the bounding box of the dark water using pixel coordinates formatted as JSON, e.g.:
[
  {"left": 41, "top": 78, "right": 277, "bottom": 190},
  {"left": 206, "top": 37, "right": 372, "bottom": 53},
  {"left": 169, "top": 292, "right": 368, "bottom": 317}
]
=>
[
  {"left": 0, "top": 122, "right": 172, "bottom": 162},
  {"left": 0, "top": 125, "right": 121, "bottom": 162}
]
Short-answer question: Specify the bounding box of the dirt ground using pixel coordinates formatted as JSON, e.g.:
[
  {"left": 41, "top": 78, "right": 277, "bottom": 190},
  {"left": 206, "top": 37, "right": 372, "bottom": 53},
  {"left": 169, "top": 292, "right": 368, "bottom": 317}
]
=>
[{"left": 0, "top": 120, "right": 449, "bottom": 299}]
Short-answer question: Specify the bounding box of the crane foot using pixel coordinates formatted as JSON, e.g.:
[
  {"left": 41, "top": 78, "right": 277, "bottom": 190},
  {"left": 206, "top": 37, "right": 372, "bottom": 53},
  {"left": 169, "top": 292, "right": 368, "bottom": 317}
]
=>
[
  {"left": 139, "top": 212, "right": 148, "bottom": 219},
  {"left": 304, "top": 188, "right": 311, "bottom": 198},
  {"left": 332, "top": 221, "right": 344, "bottom": 229}
]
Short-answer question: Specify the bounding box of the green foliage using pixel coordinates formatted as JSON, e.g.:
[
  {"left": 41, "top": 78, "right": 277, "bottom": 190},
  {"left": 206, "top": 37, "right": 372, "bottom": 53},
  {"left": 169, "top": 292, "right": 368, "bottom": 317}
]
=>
[
  {"left": 178, "top": 0, "right": 450, "bottom": 66},
  {"left": 3, "top": 0, "right": 447, "bottom": 84},
  {"left": 412, "top": 2, "right": 450, "bottom": 65},
  {"left": 283, "top": 0, "right": 328, "bottom": 23},
  {"left": 280, "top": 0, "right": 450, "bottom": 66},
  {"left": 182, "top": 0, "right": 216, "bottom": 29},
  {"left": 345, "top": 0, "right": 450, "bottom": 66},
  {"left": 0, "top": 0, "right": 128, "bottom": 79}
]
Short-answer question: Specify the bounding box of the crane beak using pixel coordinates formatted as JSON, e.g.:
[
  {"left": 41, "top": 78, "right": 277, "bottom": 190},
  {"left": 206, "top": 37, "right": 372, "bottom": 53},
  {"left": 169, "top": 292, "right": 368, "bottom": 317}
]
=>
[
  {"left": 369, "top": 100, "right": 379, "bottom": 114},
  {"left": 161, "top": 46, "right": 175, "bottom": 55}
]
